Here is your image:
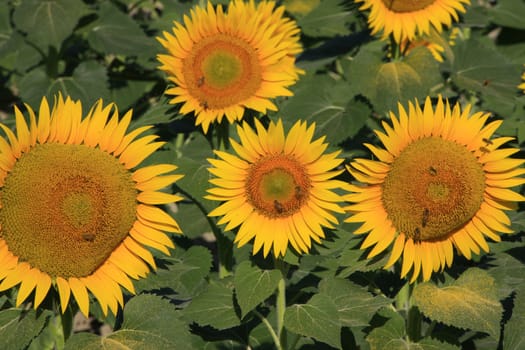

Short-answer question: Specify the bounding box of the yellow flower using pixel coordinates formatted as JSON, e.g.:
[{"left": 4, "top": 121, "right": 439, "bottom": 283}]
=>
[
  {"left": 157, "top": 1, "right": 303, "bottom": 133},
  {"left": 206, "top": 119, "right": 346, "bottom": 257},
  {"left": 0, "top": 95, "right": 183, "bottom": 316},
  {"left": 398, "top": 27, "right": 460, "bottom": 62},
  {"left": 356, "top": 0, "right": 470, "bottom": 43},
  {"left": 345, "top": 96, "right": 525, "bottom": 282}
]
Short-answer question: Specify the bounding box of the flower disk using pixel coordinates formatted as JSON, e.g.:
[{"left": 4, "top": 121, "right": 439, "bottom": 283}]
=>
[
  {"left": 356, "top": 0, "right": 470, "bottom": 43},
  {"left": 157, "top": 0, "right": 303, "bottom": 133},
  {"left": 206, "top": 119, "right": 347, "bottom": 257},
  {"left": 345, "top": 96, "right": 525, "bottom": 282},
  {"left": 0, "top": 95, "right": 183, "bottom": 317}
]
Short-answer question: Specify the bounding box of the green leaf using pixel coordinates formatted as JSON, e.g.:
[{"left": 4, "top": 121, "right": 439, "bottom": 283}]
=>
[
  {"left": 18, "top": 61, "right": 110, "bottom": 112},
  {"left": 504, "top": 288, "right": 525, "bottom": 350},
  {"left": 412, "top": 268, "right": 503, "bottom": 339},
  {"left": 367, "top": 308, "right": 460, "bottom": 350},
  {"left": 0, "top": 308, "right": 53, "bottom": 350},
  {"left": 134, "top": 245, "right": 212, "bottom": 299},
  {"left": 0, "top": 32, "right": 41, "bottom": 73},
  {"left": 277, "top": 73, "right": 359, "bottom": 144},
  {"left": 184, "top": 279, "right": 241, "bottom": 330},
  {"left": 17, "top": 68, "right": 53, "bottom": 108},
  {"left": 13, "top": 0, "right": 88, "bottom": 50},
  {"left": 110, "top": 80, "right": 158, "bottom": 114},
  {"left": 450, "top": 39, "right": 522, "bottom": 116},
  {"left": 175, "top": 132, "right": 214, "bottom": 209},
  {"left": 297, "top": 0, "right": 353, "bottom": 37},
  {"left": 28, "top": 313, "right": 66, "bottom": 350},
  {"left": 486, "top": 243, "right": 525, "bottom": 297},
  {"left": 284, "top": 294, "right": 341, "bottom": 349},
  {"left": 349, "top": 44, "right": 441, "bottom": 114},
  {"left": 65, "top": 294, "right": 193, "bottom": 350},
  {"left": 488, "top": 0, "right": 525, "bottom": 29},
  {"left": 233, "top": 261, "right": 282, "bottom": 318},
  {"left": 48, "top": 61, "right": 111, "bottom": 109},
  {"left": 87, "top": 2, "right": 157, "bottom": 59},
  {"left": 335, "top": 237, "right": 391, "bottom": 278},
  {"left": 318, "top": 277, "right": 391, "bottom": 328},
  {"left": 172, "top": 132, "right": 217, "bottom": 238}
]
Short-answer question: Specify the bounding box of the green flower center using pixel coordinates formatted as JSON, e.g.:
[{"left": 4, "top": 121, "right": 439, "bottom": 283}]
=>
[
  {"left": 0, "top": 143, "right": 137, "bottom": 278},
  {"left": 380, "top": 0, "right": 435, "bottom": 12},
  {"left": 202, "top": 51, "right": 242, "bottom": 89},
  {"left": 382, "top": 137, "right": 485, "bottom": 241},
  {"left": 246, "top": 155, "right": 310, "bottom": 218},
  {"left": 183, "top": 34, "right": 262, "bottom": 110}
]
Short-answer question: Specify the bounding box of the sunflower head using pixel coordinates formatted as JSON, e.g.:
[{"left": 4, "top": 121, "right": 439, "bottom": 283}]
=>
[
  {"left": 345, "top": 96, "right": 525, "bottom": 282},
  {"left": 205, "top": 118, "right": 347, "bottom": 257},
  {"left": 157, "top": 0, "right": 303, "bottom": 133},
  {"left": 356, "top": 0, "right": 470, "bottom": 43},
  {"left": 0, "top": 94, "right": 183, "bottom": 317}
]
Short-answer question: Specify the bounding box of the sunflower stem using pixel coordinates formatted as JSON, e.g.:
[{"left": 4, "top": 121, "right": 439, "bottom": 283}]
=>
[
  {"left": 275, "top": 258, "right": 289, "bottom": 350},
  {"left": 217, "top": 237, "right": 233, "bottom": 279},
  {"left": 253, "top": 310, "right": 283, "bottom": 350},
  {"left": 390, "top": 34, "right": 401, "bottom": 60},
  {"left": 216, "top": 119, "right": 230, "bottom": 151},
  {"left": 396, "top": 281, "right": 421, "bottom": 342}
]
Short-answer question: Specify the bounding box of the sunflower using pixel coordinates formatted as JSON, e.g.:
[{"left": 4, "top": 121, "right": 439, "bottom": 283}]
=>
[
  {"left": 205, "top": 119, "right": 346, "bottom": 257},
  {"left": 356, "top": 0, "right": 470, "bottom": 43},
  {"left": 0, "top": 95, "right": 183, "bottom": 317},
  {"left": 397, "top": 27, "right": 460, "bottom": 63},
  {"left": 157, "top": 0, "right": 303, "bottom": 133},
  {"left": 345, "top": 96, "right": 525, "bottom": 282}
]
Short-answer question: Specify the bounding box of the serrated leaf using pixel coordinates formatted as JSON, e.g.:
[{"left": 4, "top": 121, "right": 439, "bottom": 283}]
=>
[
  {"left": 28, "top": 313, "right": 65, "bottom": 350},
  {"left": 87, "top": 2, "right": 157, "bottom": 58},
  {"left": 486, "top": 245, "right": 525, "bottom": 297},
  {"left": 184, "top": 279, "right": 241, "bottom": 330},
  {"left": 451, "top": 39, "right": 521, "bottom": 115},
  {"left": 0, "top": 31, "right": 41, "bottom": 72},
  {"left": 234, "top": 261, "right": 282, "bottom": 317},
  {"left": 276, "top": 73, "right": 357, "bottom": 144},
  {"left": 503, "top": 288, "right": 525, "bottom": 350},
  {"left": 175, "top": 132, "right": 214, "bottom": 209},
  {"left": 335, "top": 238, "right": 390, "bottom": 277},
  {"left": 134, "top": 245, "right": 212, "bottom": 299},
  {"left": 17, "top": 68, "right": 53, "bottom": 107},
  {"left": 18, "top": 61, "right": 110, "bottom": 113},
  {"left": 488, "top": 0, "right": 525, "bottom": 29},
  {"left": 348, "top": 44, "right": 440, "bottom": 114},
  {"left": 13, "top": 0, "right": 88, "bottom": 50},
  {"left": 297, "top": 0, "right": 353, "bottom": 37},
  {"left": 367, "top": 308, "right": 460, "bottom": 350},
  {"left": 284, "top": 294, "right": 341, "bottom": 349},
  {"left": 0, "top": 308, "right": 53, "bottom": 350},
  {"left": 65, "top": 294, "right": 193, "bottom": 350},
  {"left": 374, "top": 48, "right": 440, "bottom": 113},
  {"left": 413, "top": 268, "right": 503, "bottom": 339},
  {"left": 48, "top": 61, "right": 111, "bottom": 109},
  {"left": 318, "top": 277, "right": 391, "bottom": 328},
  {"left": 110, "top": 80, "right": 157, "bottom": 114}
]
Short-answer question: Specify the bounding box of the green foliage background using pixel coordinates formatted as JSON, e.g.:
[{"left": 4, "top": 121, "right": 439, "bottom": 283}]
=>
[{"left": 0, "top": 0, "right": 524, "bottom": 349}]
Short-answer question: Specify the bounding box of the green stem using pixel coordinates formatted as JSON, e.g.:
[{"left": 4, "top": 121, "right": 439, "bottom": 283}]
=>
[
  {"left": 275, "top": 258, "right": 289, "bottom": 349},
  {"left": 216, "top": 119, "right": 230, "bottom": 151},
  {"left": 211, "top": 120, "right": 232, "bottom": 278},
  {"left": 389, "top": 34, "right": 401, "bottom": 60},
  {"left": 253, "top": 310, "right": 282, "bottom": 350},
  {"left": 216, "top": 232, "right": 233, "bottom": 278},
  {"left": 396, "top": 281, "right": 421, "bottom": 342}
]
